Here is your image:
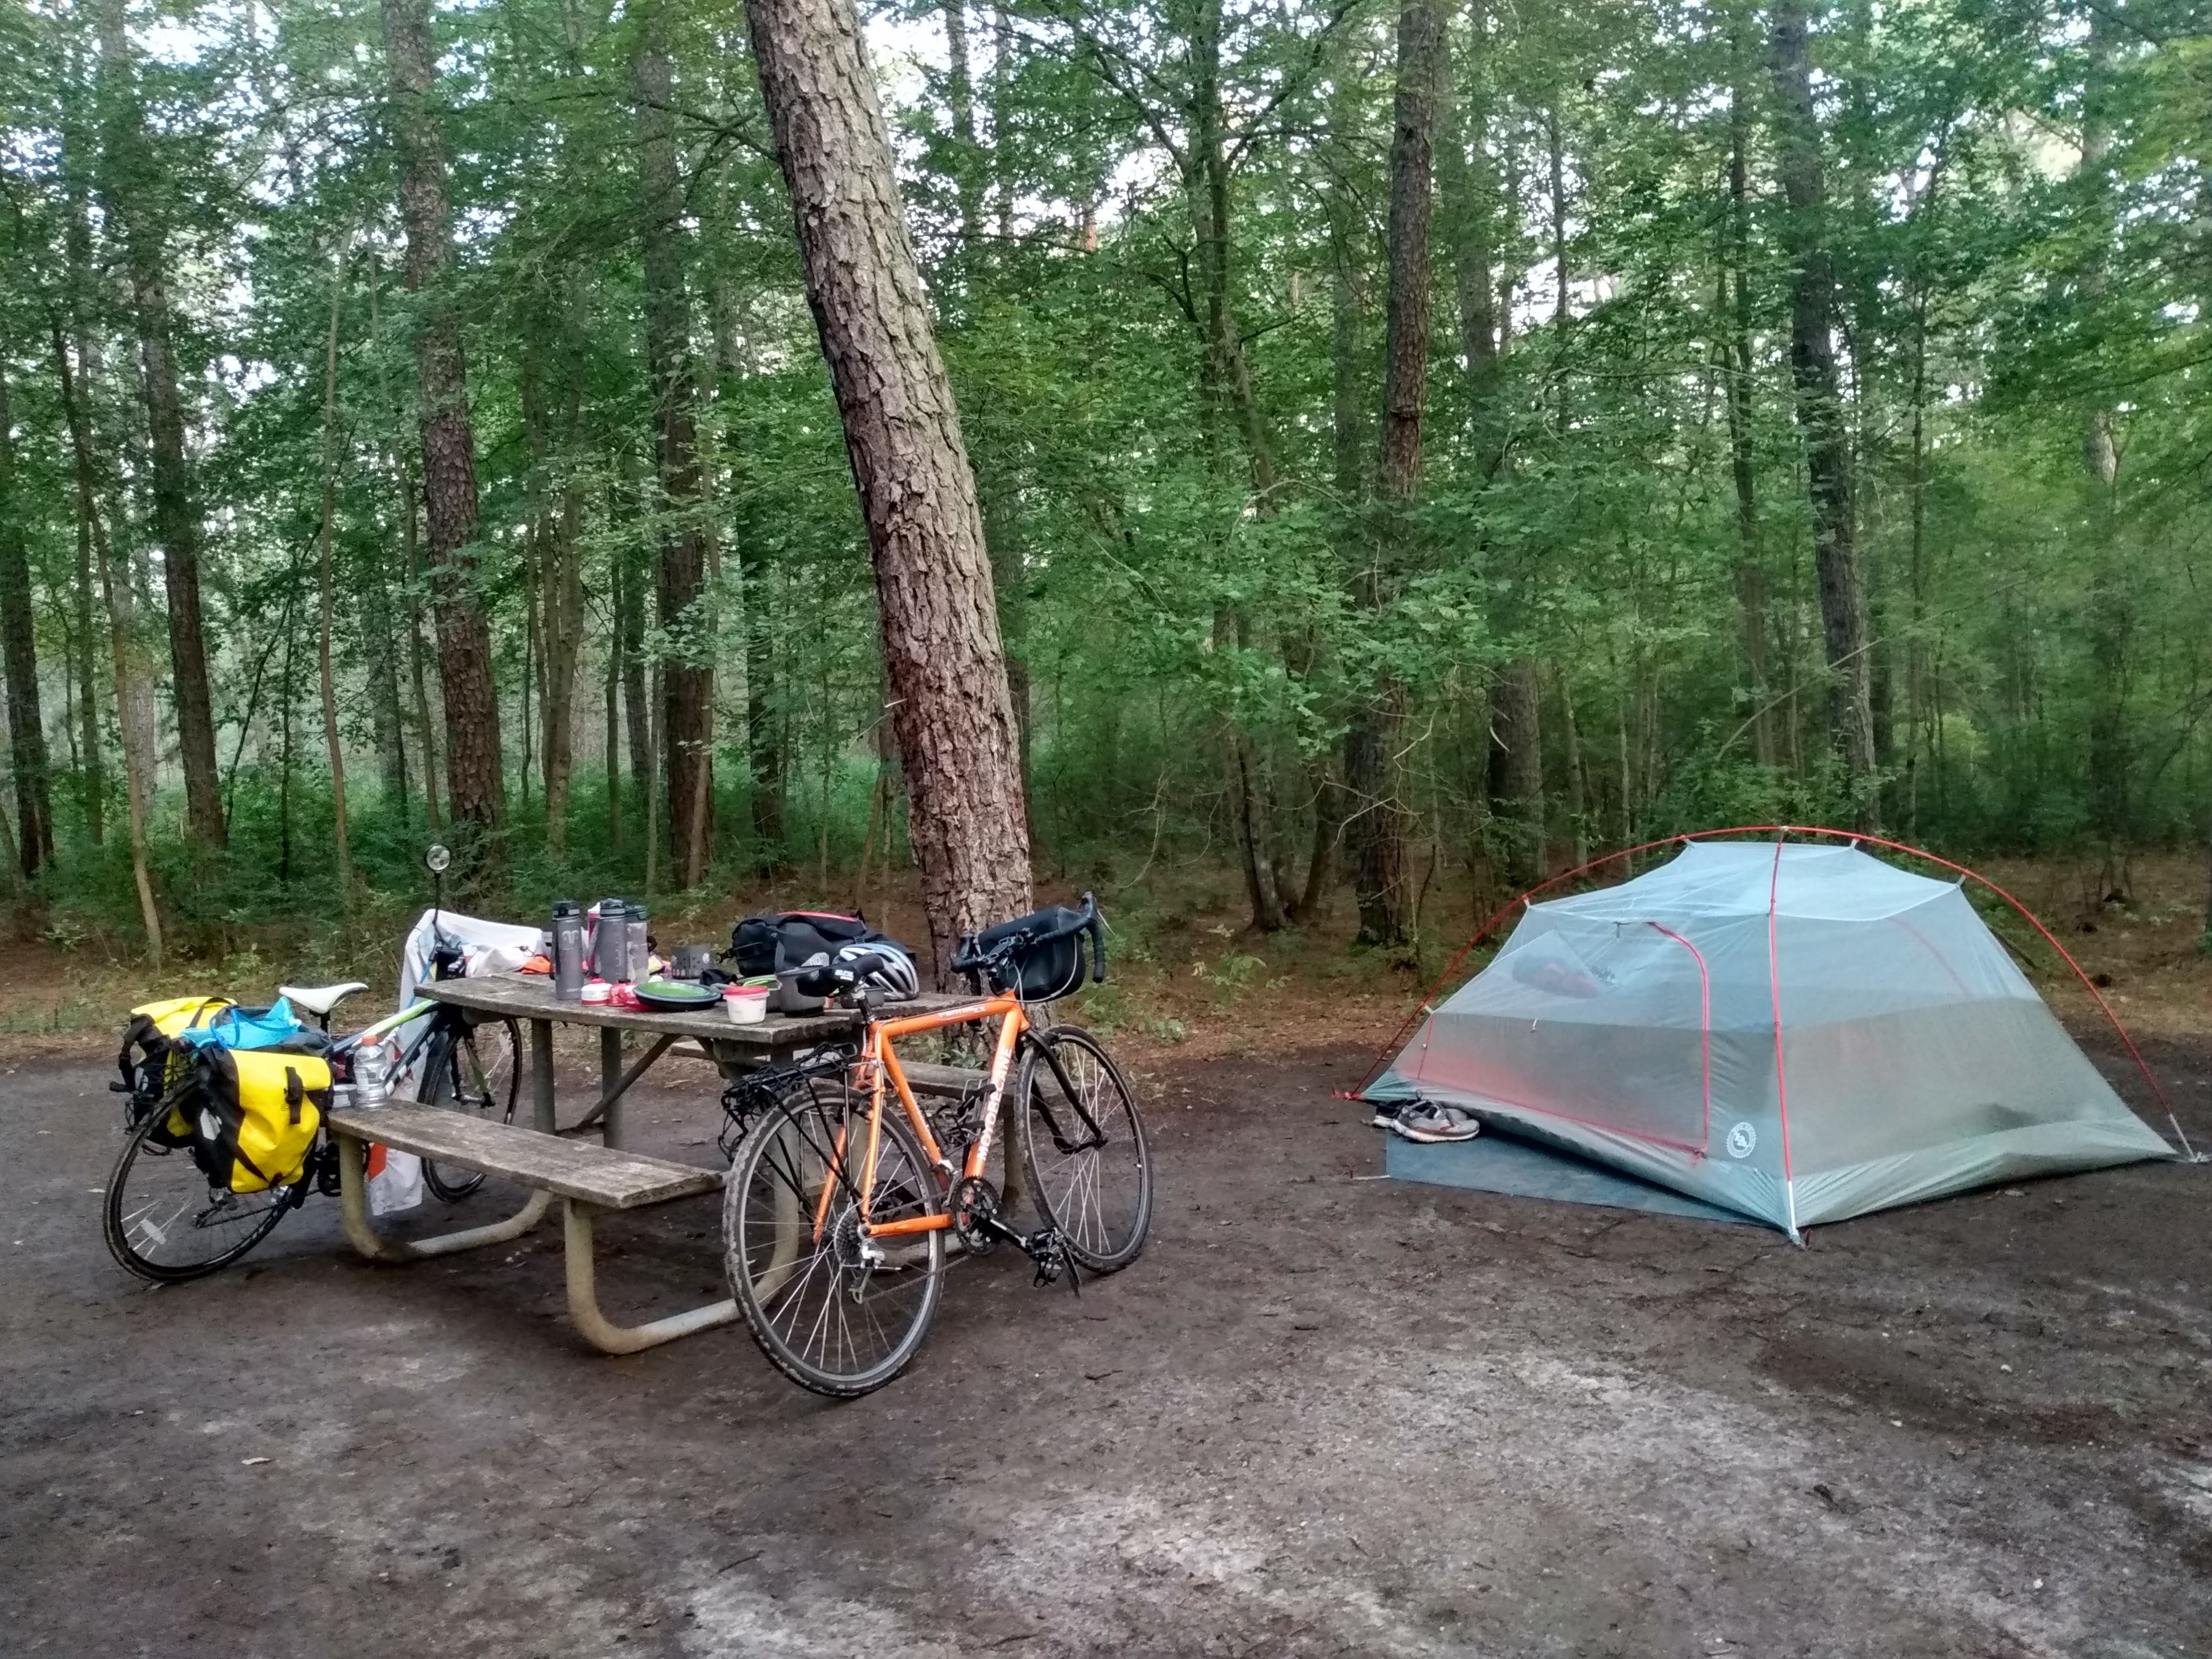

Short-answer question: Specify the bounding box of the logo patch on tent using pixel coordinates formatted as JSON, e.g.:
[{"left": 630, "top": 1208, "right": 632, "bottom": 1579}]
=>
[{"left": 1725, "top": 1122, "right": 1757, "bottom": 1159}]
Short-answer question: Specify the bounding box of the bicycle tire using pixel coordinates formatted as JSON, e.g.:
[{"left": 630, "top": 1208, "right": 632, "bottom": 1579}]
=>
[
  {"left": 103, "top": 1096, "right": 293, "bottom": 1283},
  {"left": 420, "top": 1017, "right": 521, "bottom": 1201},
  {"left": 1015, "top": 1024, "right": 1152, "bottom": 1273},
  {"left": 723, "top": 1080, "right": 945, "bottom": 1398}
]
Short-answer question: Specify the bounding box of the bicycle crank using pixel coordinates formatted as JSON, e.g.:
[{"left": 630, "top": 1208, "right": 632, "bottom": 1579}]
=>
[{"left": 952, "top": 1179, "right": 1079, "bottom": 1294}]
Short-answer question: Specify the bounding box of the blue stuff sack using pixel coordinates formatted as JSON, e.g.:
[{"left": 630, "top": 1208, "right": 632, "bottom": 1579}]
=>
[{"left": 173, "top": 998, "right": 308, "bottom": 1053}]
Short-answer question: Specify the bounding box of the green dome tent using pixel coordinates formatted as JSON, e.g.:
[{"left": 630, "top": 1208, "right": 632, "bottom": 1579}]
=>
[{"left": 1363, "top": 840, "right": 2184, "bottom": 1237}]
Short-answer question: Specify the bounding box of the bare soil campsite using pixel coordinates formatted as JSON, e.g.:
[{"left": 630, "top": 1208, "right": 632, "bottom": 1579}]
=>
[{"left": 5, "top": 866, "right": 2209, "bottom": 1657}]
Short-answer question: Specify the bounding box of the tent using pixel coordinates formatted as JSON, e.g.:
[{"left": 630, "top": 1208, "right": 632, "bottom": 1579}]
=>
[{"left": 1363, "top": 840, "right": 2180, "bottom": 1236}]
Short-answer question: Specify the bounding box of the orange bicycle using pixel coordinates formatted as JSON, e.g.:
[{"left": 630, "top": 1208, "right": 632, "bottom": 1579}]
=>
[{"left": 719, "top": 895, "right": 1152, "bottom": 1396}]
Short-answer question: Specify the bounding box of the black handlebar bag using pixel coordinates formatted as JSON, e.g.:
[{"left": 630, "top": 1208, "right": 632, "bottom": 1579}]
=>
[{"left": 971, "top": 906, "right": 1096, "bottom": 1001}]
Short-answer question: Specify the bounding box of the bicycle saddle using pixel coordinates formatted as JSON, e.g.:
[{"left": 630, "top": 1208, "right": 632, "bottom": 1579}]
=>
[{"left": 276, "top": 981, "right": 370, "bottom": 1018}]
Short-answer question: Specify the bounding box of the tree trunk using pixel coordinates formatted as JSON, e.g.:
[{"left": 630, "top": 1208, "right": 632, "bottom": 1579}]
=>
[
  {"left": 58, "top": 328, "right": 163, "bottom": 958},
  {"left": 747, "top": 565, "right": 786, "bottom": 860},
  {"left": 1487, "top": 656, "right": 1545, "bottom": 884},
  {"left": 634, "top": 3, "right": 715, "bottom": 887},
  {"left": 1770, "top": 0, "right": 1875, "bottom": 819},
  {"left": 1347, "top": 0, "right": 1443, "bottom": 950},
  {"left": 618, "top": 537, "right": 653, "bottom": 835},
  {"left": 1722, "top": 51, "right": 1774, "bottom": 766},
  {"left": 95, "top": 0, "right": 223, "bottom": 849},
  {"left": 382, "top": 0, "right": 505, "bottom": 872},
  {"left": 400, "top": 464, "right": 442, "bottom": 831},
  {"left": 943, "top": 1, "right": 984, "bottom": 252},
  {"left": 63, "top": 177, "right": 104, "bottom": 847},
  {"left": 2079, "top": 9, "right": 2129, "bottom": 852},
  {"left": 0, "top": 362, "right": 54, "bottom": 878},
  {"left": 1437, "top": 0, "right": 1501, "bottom": 475},
  {"left": 317, "top": 233, "right": 354, "bottom": 892},
  {"left": 748, "top": 0, "right": 1032, "bottom": 978}
]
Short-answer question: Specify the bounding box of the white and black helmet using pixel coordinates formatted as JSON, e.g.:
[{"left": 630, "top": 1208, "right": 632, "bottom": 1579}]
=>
[{"left": 825, "top": 941, "right": 920, "bottom": 1001}]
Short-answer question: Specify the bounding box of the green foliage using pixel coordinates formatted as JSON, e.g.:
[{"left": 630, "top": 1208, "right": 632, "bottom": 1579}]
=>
[{"left": 0, "top": 0, "right": 2208, "bottom": 966}]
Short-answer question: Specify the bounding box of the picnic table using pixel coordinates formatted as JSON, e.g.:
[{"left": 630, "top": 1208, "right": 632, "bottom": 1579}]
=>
[{"left": 325, "top": 973, "right": 976, "bottom": 1355}]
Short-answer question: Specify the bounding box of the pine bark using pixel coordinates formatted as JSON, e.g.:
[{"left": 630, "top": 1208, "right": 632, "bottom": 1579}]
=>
[
  {"left": 382, "top": 0, "right": 505, "bottom": 865},
  {"left": 0, "top": 364, "right": 53, "bottom": 878},
  {"left": 1347, "top": 0, "right": 1443, "bottom": 949},
  {"left": 95, "top": 0, "right": 223, "bottom": 848},
  {"left": 1770, "top": 0, "right": 1875, "bottom": 817},
  {"left": 747, "top": 0, "right": 1032, "bottom": 977},
  {"left": 634, "top": 5, "right": 715, "bottom": 886}
]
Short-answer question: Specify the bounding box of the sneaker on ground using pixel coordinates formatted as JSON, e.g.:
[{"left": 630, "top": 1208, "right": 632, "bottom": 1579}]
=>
[{"left": 1389, "top": 1102, "right": 1482, "bottom": 1143}]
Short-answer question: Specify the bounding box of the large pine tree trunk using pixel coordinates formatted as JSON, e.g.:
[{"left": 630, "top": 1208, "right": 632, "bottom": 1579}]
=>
[
  {"left": 95, "top": 0, "right": 223, "bottom": 849},
  {"left": 634, "top": 4, "right": 715, "bottom": 887},
  {"left": 0, "top": 364, "right": 53, "bottom": 878},
  {"left": 381, "top": 0, "right": 505, "bottom": 867},
  {"left": 1770, "top": 0, "right": 1874, "bottom": 817},
  {"left": 748, "top": 0, "right": 1031, "bottom": 977},
  {"left": 1347, "top": 0, "right": 1443, "bottom": 949}
]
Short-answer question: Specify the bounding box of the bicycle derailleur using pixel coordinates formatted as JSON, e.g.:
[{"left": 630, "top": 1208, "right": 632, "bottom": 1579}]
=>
[{"left": 950, "top": 1176, "right": 1080, "bottom": 1295}]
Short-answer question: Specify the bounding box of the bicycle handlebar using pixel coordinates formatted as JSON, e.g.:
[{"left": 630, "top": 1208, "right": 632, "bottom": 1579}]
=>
[{"left": 948, "top": 893, "right": 1105, "bottom": 984}]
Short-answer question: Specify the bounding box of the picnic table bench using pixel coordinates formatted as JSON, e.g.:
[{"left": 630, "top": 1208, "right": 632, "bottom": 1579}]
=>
[{"left": 326, "top": 973, "right": 979, "bottom": 1355}]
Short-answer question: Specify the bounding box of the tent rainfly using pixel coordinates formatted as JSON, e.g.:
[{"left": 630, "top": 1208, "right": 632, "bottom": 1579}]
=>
[{"left": 1364, "top": 841, "right": 2180, "bottom": 1236}]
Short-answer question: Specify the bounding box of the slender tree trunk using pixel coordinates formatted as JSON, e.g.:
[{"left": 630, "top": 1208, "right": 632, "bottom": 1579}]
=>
[
  {"left": 1486, "top": 657, "right": 1545, "bottom": 883},
  {"left": 747, "top": 564, "right": 786, "bottom": 859},
  {"left": 1770, "top": 0, "right": 1875, "bottom": 820},
  {"left": 382, "top": 0, "right": 505, "bottom": 872},
  {"left": 1347, "top": 0, "right": 1443, "bottom": 950},
  {"left": 95, "top": 0, "right": 223, "bottom": 849},
  {"left": 748, "top": 0, "right": 1032, "bottom": 977},
  {"left": 1437, "top": 0, "right": 1501, "bottom": 475},
  {"left": 618, "top": 535, "right": 653, "bottom": 832},
  {"left": 1722, "top": 55, "right": 1773, "bottom": 766},
  {"left": 61, "top": 187, "right": 104, "bottom": 848},
  {"left": 634, "top": 2, "right": 715, "bottom": 886},
  {"left": 401, "top": 465, "right": 442, "bottom": 831},
  {"left": 991, "top": 5, "right": 1016, "bottom": 242},
  {"left": 63, "top": 324, "right": 163, "bottom": 957},
  {"left": 0, "top": 363, "right": 53, "bottom": 878},
  {"left": 316, "top": 233, "right": 354, "bottom": 892},
  {"left": 943, "top": 1, "right": 984, "bottom": 253},
  {"left": 2079, "top": 10, "right": 2130, "bottom": 853}
]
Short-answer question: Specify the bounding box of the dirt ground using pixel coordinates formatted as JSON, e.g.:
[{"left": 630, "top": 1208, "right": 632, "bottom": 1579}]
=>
[{"left": 4, "top": 1017, "right": 2210, "bottom": 1657}]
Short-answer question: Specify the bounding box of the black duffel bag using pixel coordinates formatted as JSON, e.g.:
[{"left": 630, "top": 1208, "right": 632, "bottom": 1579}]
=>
[{"left": 729, "top": 911, "right": 919, "bottom": 1000}]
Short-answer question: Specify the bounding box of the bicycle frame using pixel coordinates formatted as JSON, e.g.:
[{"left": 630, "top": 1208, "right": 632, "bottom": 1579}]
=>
[{"left": 800, "top": 993, "right": 1024, "bottom": 1246}]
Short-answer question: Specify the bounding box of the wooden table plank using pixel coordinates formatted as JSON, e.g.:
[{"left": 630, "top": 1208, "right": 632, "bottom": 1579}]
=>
[
  {"left": 415, "top": 971, "right": 965, "bottom": 1051},
  {"left": 328, "top": 1102, "right": 722, "bottom": 1209}
]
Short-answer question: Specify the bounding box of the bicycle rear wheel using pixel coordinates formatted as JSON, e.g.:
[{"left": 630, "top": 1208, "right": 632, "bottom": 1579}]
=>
[
  {"left": 1015, "top": 1025, "right": 1152, "bottom": 1272},
  {"left": 418, "top": 1017, "right": 520, "bottom": 1201},
  {"left": 723, "top": 1080, "right": 945, "bottom": 1398},
  {"left": 103, "top": 1096, "right": 293, "bottom": 1283}
]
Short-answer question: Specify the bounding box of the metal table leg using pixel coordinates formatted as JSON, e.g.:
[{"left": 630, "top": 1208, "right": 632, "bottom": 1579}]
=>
[
  {"left": 563, "top": 1199, "right": 737, "bottom": 1355},
  {"left": 600, "top": 1027, "right": 624, "bottom": 1148},
  {"left": 334, "top": 1133, "right": 551, "bottom": 1262}
]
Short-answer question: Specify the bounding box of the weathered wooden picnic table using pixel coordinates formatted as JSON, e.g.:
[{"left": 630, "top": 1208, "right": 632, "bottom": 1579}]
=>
[{"left": 325, "top": 973, "right": 976, "bottom": 1354}]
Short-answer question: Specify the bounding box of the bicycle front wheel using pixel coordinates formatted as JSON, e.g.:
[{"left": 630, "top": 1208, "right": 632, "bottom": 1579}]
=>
[
  {"left": 103, "top": 1097, "right": 293, "bottom": 1283},
  {"left": 418, "top": 1017, "right": 521, "bottom": 1201},
  {"left": 1016, "top": 1025, "right": 1152, "bottom": 1272},
  {"left": 723, "top": 1081, "right": 945, "bottom": 1398}
]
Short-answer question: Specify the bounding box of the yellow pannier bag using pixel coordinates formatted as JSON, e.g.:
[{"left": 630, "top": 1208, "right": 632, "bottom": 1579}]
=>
[
  {"left": 116, "top": 996, "right": 238, "bottom": 1136},
  {"left": 194, "top": 1046, "right": 332, "bottom": 1193}
]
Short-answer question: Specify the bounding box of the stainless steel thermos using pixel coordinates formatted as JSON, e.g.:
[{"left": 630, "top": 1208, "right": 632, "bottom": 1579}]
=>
[
  {"left": 627, "top": 904, "right": 650, "bottom": 983},
  {"left": 551, "top": 900, "right": 584, "bottom": 1001}
]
